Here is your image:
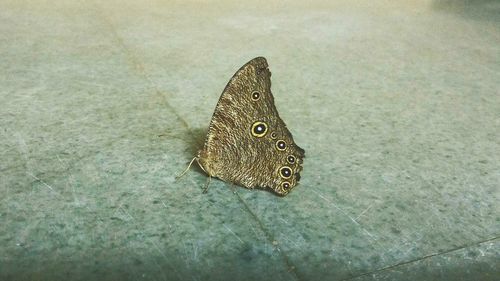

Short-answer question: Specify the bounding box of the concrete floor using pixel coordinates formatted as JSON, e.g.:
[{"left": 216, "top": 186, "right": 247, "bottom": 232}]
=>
[{"left": 1, "top": 0, "right": 499, "bottom": 280}]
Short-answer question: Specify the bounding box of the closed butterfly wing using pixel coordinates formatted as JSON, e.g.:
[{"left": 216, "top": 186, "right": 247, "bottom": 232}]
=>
[{"left": 197, "top": 57, "right": 305, "bottom": 196}]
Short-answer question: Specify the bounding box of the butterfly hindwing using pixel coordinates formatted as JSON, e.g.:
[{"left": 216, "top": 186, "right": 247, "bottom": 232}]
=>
[{"left": 197, "top": 57, "right": 304, "bottom": 196}]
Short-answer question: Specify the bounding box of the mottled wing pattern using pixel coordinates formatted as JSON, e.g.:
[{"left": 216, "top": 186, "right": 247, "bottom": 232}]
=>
[{"left": 197, "top": 57, "right": 304, "bottom": 196}]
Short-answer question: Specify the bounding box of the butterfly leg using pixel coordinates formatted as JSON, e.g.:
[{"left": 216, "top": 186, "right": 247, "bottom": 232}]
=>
[
  {"left": 202, "top": 176, "right": 212, "bottom": 194},
  {"left": 175, "top": 157, "right": 197, "bottom": 180}
]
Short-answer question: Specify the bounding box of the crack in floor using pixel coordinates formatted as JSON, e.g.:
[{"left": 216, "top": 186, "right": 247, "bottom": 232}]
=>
[
  {"left": 234, "top": 190, "right": 304, "bottom": 281},
  {"left": 340, "top": 236, "right": 500, "bottom": 281},
  {"left": 84, "top": 0, "right": 192, "bottom": 133}
]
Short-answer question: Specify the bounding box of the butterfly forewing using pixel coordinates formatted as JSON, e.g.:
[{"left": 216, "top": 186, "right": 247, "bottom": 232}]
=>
[{"left": 197, "top": 57, "right": 304, "bottom": 196}]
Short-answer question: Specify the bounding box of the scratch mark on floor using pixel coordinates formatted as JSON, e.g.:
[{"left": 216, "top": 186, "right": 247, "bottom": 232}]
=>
[
  {"left": 161, "top": 200, "right": 168, "bottom": 208},
  {"left": 249, "top": 224, "right": 260, "bottom": 238},
  {"left": 26, "top": 172, "right": 57, "bottom": 193},
  {"left": 119, "top": 206, "right": 135, "bottom": 221},
  {"left": 279, "top": 217, "right": 290, "bottom": 224},
  {"left": 312, "top": 189, "right": 376, "bottom": 240},
  {"left": 223, "top": 224, "right": 244, "bottom": 244},
  {"left": 354, "top": 204, "right": 374, "bottom": 222},
  {"left": 280, "top": 233, "right": 300, "bottom": 249},
  {"left": 55, "top": 154, "right": 80, "bottom": 205}
]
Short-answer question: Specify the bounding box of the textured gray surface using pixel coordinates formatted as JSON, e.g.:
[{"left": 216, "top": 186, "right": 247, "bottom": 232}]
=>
[{"left": 1, "top": 1, "right": 499, "bottom": 280}]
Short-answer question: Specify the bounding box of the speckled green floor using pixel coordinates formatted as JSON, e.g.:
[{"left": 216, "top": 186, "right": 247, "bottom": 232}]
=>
[{"left": 1, "top": 1, "right": 499, "bottom": 280}]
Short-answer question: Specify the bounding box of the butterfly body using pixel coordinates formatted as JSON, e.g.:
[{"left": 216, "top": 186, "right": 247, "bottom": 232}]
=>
[{"left": 197, "top": 57, "right": 304, "bottom": 196}]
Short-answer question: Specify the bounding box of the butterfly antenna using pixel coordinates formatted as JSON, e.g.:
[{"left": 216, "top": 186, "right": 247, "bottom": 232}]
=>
[
  {"left": 176, "top": 157, "right": 196, "bottom": 180},
  {"left": 202, "top": 176, "right": 212, "bottom": 194}
]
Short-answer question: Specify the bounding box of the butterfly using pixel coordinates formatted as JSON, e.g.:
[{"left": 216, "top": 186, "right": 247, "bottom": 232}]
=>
[{"left": 183, "top": 57, "right": 304, "bottom": 196}]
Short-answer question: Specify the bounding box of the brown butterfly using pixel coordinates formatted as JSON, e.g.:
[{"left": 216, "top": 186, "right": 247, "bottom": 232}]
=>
[{"left": 182, "top": 57, "right": 304, "bottom": 196}]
